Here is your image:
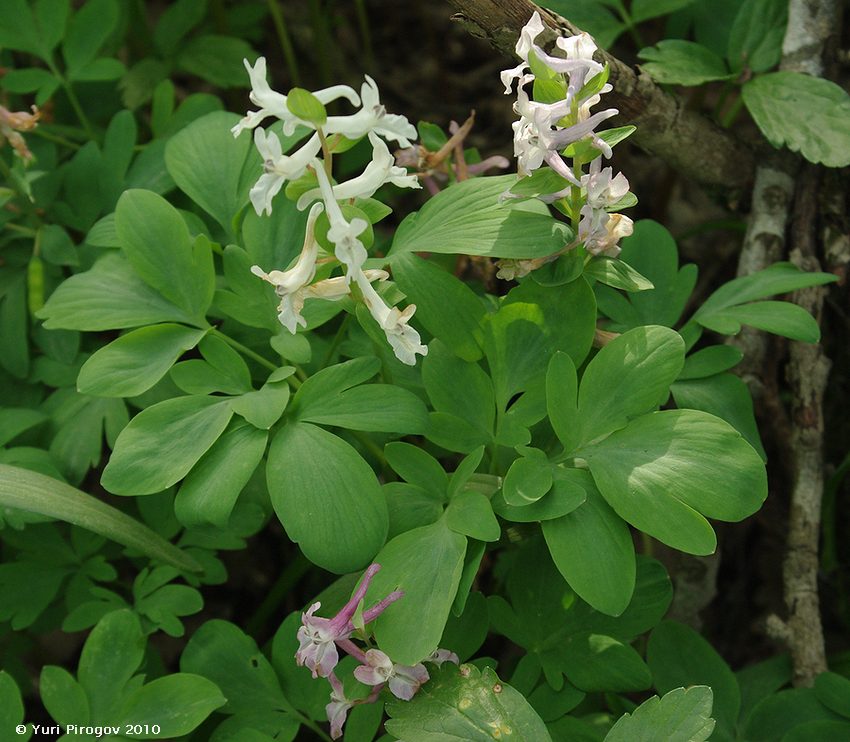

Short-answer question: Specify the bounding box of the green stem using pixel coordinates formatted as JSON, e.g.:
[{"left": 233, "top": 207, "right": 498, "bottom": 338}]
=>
[
  {"left": 31, "top": 127, "right": 81, "bottom": 150},
  {"left": 0, "top": 156, "right": 37, "bottom": 212},
  {"left": 353, "top": 0, "right": 376, "bottom": 73},
  {"left": 211, "top": 328, "right": 278, "bottom": 372},
  {"left": 352, "top": 430, "right": 388, "bottom": 468},
  {"left": 47, "top": 60, "right": 95, "bottom": 140},
  {"left": 266, "top": 0, "right": 301, "bottom": 85},
  {"left": 320, "top": 314, "right": 352, "bottom": 368},
  {"left": 720, "top": 93, "right": 746, "bottom": 129},
  {"left": 246, "top": 552, "right": 311, "bottom": 635},
  {"left": 3, "top": 222, "right": 38, "bottom": 237}
]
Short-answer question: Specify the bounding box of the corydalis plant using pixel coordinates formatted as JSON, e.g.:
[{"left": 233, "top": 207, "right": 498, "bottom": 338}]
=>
[
  {"left": 498, "top": 12, "right": 635, "bottom": 280},
  {"left": 232, "top": 58, "right": 428, "bottom": 365},
  {"left": 296, "top": 564, "right": 458, "bottom": 739}
]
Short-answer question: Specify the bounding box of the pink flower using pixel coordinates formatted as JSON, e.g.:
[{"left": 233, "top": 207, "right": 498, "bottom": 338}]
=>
[
  {"left": 353, "top": 648, "right": 430, "bottom": 701},
  {"left": 295, "top": 564, "right": 404, "bottom": 678}
]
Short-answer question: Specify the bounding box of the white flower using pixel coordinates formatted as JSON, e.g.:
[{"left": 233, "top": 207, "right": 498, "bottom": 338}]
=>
[
  {"left": 579, "top": 205, "right": 634, "bottom": 257},
  {"left": 249, "top": 129, "right": 322, "bottom": 216},
  {"left": 353, "top": 269, "right": 427, "bottom": 365},
  {"left": 313, "top": 160, "right": 369, "bottom": 278},
  {"left": 250, "top": 203, "right": 324, "bottom": 332},
  {"left": 500, "top": 10, "right": 546, "bottom": 92},
  {"left": 297, "top": 131, "right": 420, "bottom": 209},
  {"left": 582, "top": 157, "right": 630, "bottom": 209},
  {"left": 231, "top": 57, "right": 360, "bottom": 137},
  {"left": 324, "top": 75, "right": 417, "bottom": 147}
]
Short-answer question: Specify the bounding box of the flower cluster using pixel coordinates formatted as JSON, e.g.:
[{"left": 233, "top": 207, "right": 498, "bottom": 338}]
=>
[
  {"left": 0, "top": 104, "right": 40, "bottom": 162},
  {"left": 499, "top": 12, "right": 634, "bottom": 278},
  {"left": 233, "top": 58, "right": 427, "bottom": 365},
  {"left": 295, "top": 563, "right": 458, "bottom": 739}
]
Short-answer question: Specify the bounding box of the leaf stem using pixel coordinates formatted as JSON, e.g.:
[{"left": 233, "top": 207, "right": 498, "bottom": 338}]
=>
[
  {"left": 211, "top": 328, "right": 278, "bottom": 372},
  {"left": 266, "top": 0, "right": 302, "bottom": 85}
]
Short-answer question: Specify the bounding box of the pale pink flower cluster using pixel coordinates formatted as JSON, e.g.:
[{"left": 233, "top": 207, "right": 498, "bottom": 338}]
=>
[
  {"left": 295, "top": 563, "right": 458, "bottom": 739},
  {"left": 500, "top": 12, "right": 634, "bottom": 262},
  {"left": 233, "top": 58, "right": 428, "bottom": 365}
]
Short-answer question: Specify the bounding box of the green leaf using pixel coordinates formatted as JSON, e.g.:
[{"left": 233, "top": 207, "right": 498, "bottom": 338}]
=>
[
  {"left": 392, "top": 254, "right": 485, "bottom": 362},
  {"left": 543, "top": 472, "right": 635, "bottom": 616},
  {"left": 604, "top": 686, "right": 715, "bottom": 742},
  {"left": 365, "top": 519, "right": 466, "bottom": 665},
  {"left": 584, "top": 257, "right": 654, "bottom": 292},
  {"left": 672, "top": 373, "right": 766, "bottom": 460},
  {"left": 546, "top": 352, "right": 579, "bottom": 451},
  {"left": 445, "top": 490, "right": 500, "bottom": 541},
  {"left": 696, "top": 300, "right": 822, "bottom": 342},
  {"left": 295, "top": 383, "right": 427, "bottom": 434},
  {"left": 494, "top": 466, "right": 586, "bottom": 523},
  {"left": 0, "top": 0, "right": 40, "bottom": 55},
  {"left": 286, "top": 87, "right": 328, "bottom": 126},
  {"left": 41, "top": 665, "right": 89, "bottom": 728},
  {"left": 0, "top": 408, "right": 47, "bottom": 447},
  {"left": 175, "top": 35, "right": 258, "bottom": 88},
  {"left": 679, "top": 345, "right": 743, "bottom": 379},
  {"left": 117, "top": 674, "right": 226, "bottom": 737},
  {"left": 165, "top": 111, "right": 260, "bottom": 232},
  {"left": 182, "top": 620, "right": 288, "bottom": 715},
  {"left": 484, "top": 278, "right": 596, "bottom": 408},
  {"left": 62, "top": 0, "right": 119, "bottom": 74},
  {"left": 1, "top": 67, "right": 58, "bottom": 93},
  {"left": 814, "top": 672, "right": 850, "bottom": 719},
  {"left": 71, "top": 57, "right": 126, "bottom": 82},
  {"left": 389, "top": 175, "right": 572, "bottom": 259},
  {"left": 743, "top": 72, "right": 850, "bottom": 167},
  {"left": 175, "top": 422, "right": 267, "bottom": 528},
  {"left": 174, "top": 333, "right": 253, "bottom": 395},
  {"left": 0, "top": 671, "right": 30, "bottom": 740},
  {"left": 784, "top": 721, "right": 850, "bottom": 742},
  {"left": 562, "top": 632, "right": 652, "bottom": 692},
  {"left": 581, "top": 410, "right": 767, "bottom": 555},
  {"left": 101, "top": 396, "right": 234, "bottom": 496},
  {"left": 596, "top": 220, "right": 697, "bottom": 330},
  {"left": 638, "top": 40, "right": 731, "bottom": 86},
  {"left": 728, "top": 0, "right": 788, "bottom": 73},
  {"left": 695, "top": 261, "right": 836, "bottom": 319},
  {"left": 267, "top": 422, "right": 387, "bottom": 573},
  {"left": 539, "top": 1, "right": 625, "bottom": 48},
  {"left": 423, "top": 340, "right": 494, "bottom": 437},
  {"left": 648, "top": 621, "right": 740, "bottom": 737},
  {"left": 153, "top": 0, "right": 207, "bottom": 56},
  {"left": 575, "top": 326, "right": 685, "bottom": 448},
  {"left": 385, "top": 442, "right": 448, "bottom": 500},
  {"left": 385, "top": 663, "right": 551, "bottom": 741},
  {"left": 631, "top": 0, "right": 696, "bottom": 23},
  {"left": 79, "top": 610, "right": 145, "bottom": 719},
  {"left": 745, "top": 688, "right": 845, "bottom": 740},
  {"left": 78, "top": 324, "right": 207, "bottom": 397},
  {"left": 0, "top": 464, "right": 201, "bottom": 572},
  {"left": 503, "top": 456, "right": 553, "bottom": 506},
  {"left": 230, "top": 380, "right": 290, "bottom": 429},
  {"left": 116, "top": 190, "right": 214, "bottom": 321}
]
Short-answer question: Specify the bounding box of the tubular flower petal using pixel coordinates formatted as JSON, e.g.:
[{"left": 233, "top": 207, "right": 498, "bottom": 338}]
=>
[
  {"left": 324, "top": 75, "right": 417, "bottom": 146},
  {"left": 297, "top": 131, "right": 420, "bottom": 210},
  {"left": 249, "top": 130, "right": 322, "bottom": 216},
  {"left": 353, "top": 269, "right": 428, "bottom": 366},
  {"left": 232, "top": 57, "right": 359, "bottom": 137},
  {"left": 250, "top": 203, "right": 324, "bottom": 332}
]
